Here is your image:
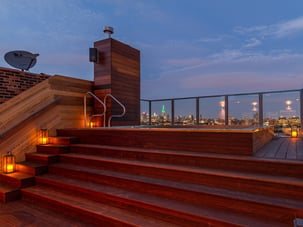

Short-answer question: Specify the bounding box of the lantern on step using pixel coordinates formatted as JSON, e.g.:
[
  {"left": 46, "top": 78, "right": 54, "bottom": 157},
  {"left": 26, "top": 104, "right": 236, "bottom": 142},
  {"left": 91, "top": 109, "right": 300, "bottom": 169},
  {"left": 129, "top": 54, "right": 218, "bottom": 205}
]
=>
[
  {"left": 39, "top": 128, "right": 49, "bottom": 144},
  {"left": 3, "top": 151, "right": 16, "bottom": 174},
  {"left": 291, "top": 126, "right": 298, "bottom": 138}
]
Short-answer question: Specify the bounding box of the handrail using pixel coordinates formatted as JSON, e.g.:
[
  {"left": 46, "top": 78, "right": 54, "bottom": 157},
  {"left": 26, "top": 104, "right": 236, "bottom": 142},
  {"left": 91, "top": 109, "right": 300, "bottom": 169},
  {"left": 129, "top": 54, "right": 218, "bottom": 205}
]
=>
[
  {"left": 84, "top": 91, "right": 106, "bottom": 127},
  {"left": 104, "top": 94, "right": 126, "bottom": 127}
]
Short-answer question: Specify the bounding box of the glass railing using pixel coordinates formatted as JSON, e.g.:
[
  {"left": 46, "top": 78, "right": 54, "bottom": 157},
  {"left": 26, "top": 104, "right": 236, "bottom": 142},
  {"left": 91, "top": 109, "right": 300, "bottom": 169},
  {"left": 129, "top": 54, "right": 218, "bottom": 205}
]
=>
[{"left": 141, "top": 89, "right": 303, "bottom": 136}]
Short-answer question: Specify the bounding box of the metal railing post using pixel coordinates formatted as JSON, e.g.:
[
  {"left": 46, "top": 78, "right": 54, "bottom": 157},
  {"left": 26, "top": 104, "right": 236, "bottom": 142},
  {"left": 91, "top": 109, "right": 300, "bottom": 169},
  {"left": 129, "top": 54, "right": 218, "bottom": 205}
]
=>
[
  {"left": 224, "top": 95, "right": 229, "bottom": 126},
  {"left": 300, "top": 89, "right": 303, "bottom": 133},
  {"left": 171, "top": 99, "right": 175, "bottom": 126},
  {"left": 149, "top": 100, "right": 152, "bottom": 125},
  {"left": 196, "top": 97, "right": 200, "bottom": 125},
  {"left": 259, "top": 93, "right": 263, "bottom": 127}
]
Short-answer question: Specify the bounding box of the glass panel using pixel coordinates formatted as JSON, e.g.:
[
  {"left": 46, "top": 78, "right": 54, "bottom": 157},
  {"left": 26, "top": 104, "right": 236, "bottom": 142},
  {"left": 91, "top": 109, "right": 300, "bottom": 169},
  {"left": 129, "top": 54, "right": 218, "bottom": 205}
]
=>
[
  {"left": 174, "top": 99, "right": 196, "bottom": 125},
  {"left": 140, "top": 100, "right": 150, "bottom": 125},
  {"left": 199, "top": 96, "right": 225, "bottom": 125},
  {"left": 263, "top": 91, "right": 300, "bottom": 136},
  {"left": 229, "top": 95, "right": 259, "bottom": 126},
  {"left": 151, "top": 100, "right": 171, "bottom": 125}
]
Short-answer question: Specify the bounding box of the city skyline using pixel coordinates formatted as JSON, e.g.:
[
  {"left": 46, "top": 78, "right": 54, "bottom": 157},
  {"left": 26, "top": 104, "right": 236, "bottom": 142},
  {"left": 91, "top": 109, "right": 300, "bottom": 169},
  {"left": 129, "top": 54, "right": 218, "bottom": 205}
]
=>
[{"left": 1, "top": 1, "right": 303, "bottom": 100}]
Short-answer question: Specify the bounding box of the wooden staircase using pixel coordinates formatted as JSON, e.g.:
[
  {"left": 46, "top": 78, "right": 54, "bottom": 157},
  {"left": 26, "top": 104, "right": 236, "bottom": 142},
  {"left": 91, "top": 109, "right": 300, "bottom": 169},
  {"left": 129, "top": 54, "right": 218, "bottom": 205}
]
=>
[{"left": 1, "top": 128, "right": 303, "bottom": 226}]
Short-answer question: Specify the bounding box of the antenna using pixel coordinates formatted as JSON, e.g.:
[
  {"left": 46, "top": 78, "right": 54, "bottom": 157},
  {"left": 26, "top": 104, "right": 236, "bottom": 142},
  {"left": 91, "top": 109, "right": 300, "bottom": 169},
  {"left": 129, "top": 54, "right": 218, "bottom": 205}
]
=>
[
  {"left": 103, "top": 26, "right": 114, "bottom": 38},
  {"left": 4, "top": 50, "right": 39, "bottom": 71}
]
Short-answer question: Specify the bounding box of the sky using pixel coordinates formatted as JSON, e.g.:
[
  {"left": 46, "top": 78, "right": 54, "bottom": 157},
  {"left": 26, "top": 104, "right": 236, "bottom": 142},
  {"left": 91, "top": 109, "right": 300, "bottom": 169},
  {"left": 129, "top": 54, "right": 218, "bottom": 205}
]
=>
[{"left": 1, "top": 0, "right": 303, "bottom": 100}]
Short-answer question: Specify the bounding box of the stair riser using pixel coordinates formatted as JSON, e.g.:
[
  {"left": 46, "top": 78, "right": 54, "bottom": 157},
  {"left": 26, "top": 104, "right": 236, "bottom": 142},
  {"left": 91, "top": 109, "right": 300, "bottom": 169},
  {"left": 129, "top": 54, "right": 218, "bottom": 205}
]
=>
[
  {"left": 59, "top": 155, "right": 303, "bottom": 201},
  {"left": 0, "top": 190, "right": 21, "bottom": 203},
  {"left": 0, "top": 174, "right": 35, "bottom": 188},
  {"left": 35, "top": 176, "right": 238, "bottom": 227},
  {"left": 47, "top": 165, "right": 295, "bottom": 224},
  {"left": 16, "top": 164, "right": 47, "bottom": 176},
  {"left": 21, "top": 189, "right": 137, "bottom": 227},
  {"left": 25, "top": 153, "right": 59, "bottom": 165},
  {"left": 70, "top": 146, "right": 303, "bottom": 179},
  {"left": 49, "top": 137, "right": 79, "bottom": 145},
  {"left": 36, "top": 145, "right": 69, "bottom": 154}
]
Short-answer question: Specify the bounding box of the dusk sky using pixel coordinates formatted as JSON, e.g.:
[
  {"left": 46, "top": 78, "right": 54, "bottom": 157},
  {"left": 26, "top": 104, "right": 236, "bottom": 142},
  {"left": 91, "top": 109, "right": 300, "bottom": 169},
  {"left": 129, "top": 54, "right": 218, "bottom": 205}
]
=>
[{"left": 1, "top": 0, "right": 303, "bottom": 100}]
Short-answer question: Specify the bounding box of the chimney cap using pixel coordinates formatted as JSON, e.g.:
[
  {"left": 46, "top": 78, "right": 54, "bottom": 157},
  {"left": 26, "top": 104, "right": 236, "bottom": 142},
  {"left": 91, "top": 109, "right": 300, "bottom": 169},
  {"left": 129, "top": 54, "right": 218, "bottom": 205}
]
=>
[{"left": 103, "top": 26, "right": 114, "bottom": 38}]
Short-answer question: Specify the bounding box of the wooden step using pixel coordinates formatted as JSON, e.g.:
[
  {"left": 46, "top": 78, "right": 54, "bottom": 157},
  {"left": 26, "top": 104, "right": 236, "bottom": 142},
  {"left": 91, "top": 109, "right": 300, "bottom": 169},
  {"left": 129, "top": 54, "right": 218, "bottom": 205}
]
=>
[
  {"left": 30, "top": 174, "right": 285, "bottom": 227},
  {"left": 36, "top": 144, "right": 69, "bottom": 154},
  {"left": 70, "top": 144, "right": 303, "bottom": 178},
  {"left": 47, "top": 163, "right": 302, "bottom": 223},
  {"left": 58, "top": 153, "right": 303, "bottom": 201},
  {"left": 0, "top": 183, "right": 21, "bottom": 203},
  {"left": 25, "top": 152, "right": 59, "bottom": 165},
  {"left": 0, "top": 172, "right": 35, "bottom": 188},
  {"left": 16, "top": 161, "right": 48, "bottom": 175},
  {"left": 21, "top": 185, "right": 181, "bottom": 227},
  {"left": 48, "top": 136, "right": 79, "bottom": 145}
]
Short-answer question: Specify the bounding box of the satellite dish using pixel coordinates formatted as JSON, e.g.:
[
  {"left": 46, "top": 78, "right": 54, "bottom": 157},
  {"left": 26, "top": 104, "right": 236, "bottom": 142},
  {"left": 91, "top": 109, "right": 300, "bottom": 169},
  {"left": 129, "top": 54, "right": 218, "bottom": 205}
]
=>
[{"left": 4, "top": 50, "right": 39, "bottom": 71}]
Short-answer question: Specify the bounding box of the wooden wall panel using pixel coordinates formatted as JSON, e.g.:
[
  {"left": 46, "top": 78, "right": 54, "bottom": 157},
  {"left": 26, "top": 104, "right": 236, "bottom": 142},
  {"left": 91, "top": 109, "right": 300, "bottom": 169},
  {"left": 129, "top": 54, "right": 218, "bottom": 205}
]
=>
[
  {"left": 0, "top": 75, "right": 93, "bottom": 163},
  {"left": 93, "top": 38, "right": 140, "bottom": 126}
]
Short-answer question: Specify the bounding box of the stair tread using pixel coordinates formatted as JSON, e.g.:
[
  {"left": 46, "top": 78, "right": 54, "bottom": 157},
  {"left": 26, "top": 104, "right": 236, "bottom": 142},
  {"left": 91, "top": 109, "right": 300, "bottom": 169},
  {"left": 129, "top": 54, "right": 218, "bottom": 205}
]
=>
[
  {"left": 22, "top": 184, "right": 179, "bottom": 227},
  {"left": 26, "top": 152, "right": 58, "bottom": 157},
  {"left": 17, "top": 161, "right": 47, "bottom": 168},
  {"left": 2, "top": 172, "right": 34, "bottom": 180},
  {"left": 60, "top": 152, "right": 303, "bottom": 186},
  {"left": 0, "top": 182, "right": 18, "bottom": 192},
  {"left": 50, "top": 162, "right": 303, "bottom": 210},
  {"left": 35, "top": 173, "right": 286, "bottom": 227},
  {"left": 70, "top": 143, "right": 303, "bottom": 164}
]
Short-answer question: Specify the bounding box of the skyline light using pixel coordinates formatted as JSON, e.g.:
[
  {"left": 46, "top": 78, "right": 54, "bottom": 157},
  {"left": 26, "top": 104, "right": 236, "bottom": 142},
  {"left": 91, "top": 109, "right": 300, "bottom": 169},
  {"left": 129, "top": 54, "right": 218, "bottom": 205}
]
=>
[{"left": 1, "top": 1, "right": 303, "bottom": 100}]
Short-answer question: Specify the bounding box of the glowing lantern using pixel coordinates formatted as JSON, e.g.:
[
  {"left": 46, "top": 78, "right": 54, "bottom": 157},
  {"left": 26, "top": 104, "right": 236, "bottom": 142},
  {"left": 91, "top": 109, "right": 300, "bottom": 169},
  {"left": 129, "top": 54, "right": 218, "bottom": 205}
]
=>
[
  {"left": 3, "top": 151, "right": 16, "bottom": 174},
  {"left": 39, "top": 128, "right": 49, "bottom": 144},
  {"left": 291, "top": 126, "right": 298, "bottom": 138}
]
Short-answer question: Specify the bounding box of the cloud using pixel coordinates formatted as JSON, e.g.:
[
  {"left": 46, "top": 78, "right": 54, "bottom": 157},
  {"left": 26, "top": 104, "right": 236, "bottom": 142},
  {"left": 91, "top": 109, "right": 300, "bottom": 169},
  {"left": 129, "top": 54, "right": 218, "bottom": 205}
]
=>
[
  {"left": 243, "top": 38, "right": 262, "bottom": 48},
  {"left": 234, "top": 16, "right": 303, "bottom": 39}
]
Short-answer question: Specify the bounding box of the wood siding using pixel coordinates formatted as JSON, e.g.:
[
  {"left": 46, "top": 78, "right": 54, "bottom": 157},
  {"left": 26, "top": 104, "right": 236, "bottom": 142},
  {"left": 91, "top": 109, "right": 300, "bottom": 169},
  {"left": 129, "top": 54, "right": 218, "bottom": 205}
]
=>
[
  {"left": 0, "top": 76, "right": 93, "bottom": 162},
  {"left": 93, "top": 38, "right": 140, "bottom": 126}
]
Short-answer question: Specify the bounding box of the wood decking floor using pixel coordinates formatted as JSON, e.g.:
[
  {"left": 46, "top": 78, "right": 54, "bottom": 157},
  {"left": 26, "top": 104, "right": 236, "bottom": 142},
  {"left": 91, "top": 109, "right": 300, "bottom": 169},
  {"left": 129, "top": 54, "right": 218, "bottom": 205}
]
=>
[
  {"left": 255, "top": 137, "right": 303, "bottom": 161},
  {"left": 0, "top": 200, "right": 94, "bottom": 227}
]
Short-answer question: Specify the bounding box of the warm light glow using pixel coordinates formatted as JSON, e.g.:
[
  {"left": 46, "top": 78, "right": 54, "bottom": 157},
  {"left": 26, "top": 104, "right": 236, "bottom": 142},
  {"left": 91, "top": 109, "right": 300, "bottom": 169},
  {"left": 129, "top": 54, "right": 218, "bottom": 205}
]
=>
[
  {"left": 219, "top": 101, "right": 225, "bottom": 108},
  {"left": 39, "top": 128, "right": 48, "bottom": 145},
  {"left": 3, "top": 151, "right": 15, "bottom": 174},
  {"left": 251, "top": 101, "right": 258, "bottom": 106},
  {"left": 6, "top": 164, "right": 14, "bottom": 172},
  {"left": 292, "top": 130, "right": 298, "bottom": 137},
  {"left": 285, "top": 100, "right": 292, "bottom": 105},
  {"left": 90, "top": 121, "right": 94, "bottom": 128}
]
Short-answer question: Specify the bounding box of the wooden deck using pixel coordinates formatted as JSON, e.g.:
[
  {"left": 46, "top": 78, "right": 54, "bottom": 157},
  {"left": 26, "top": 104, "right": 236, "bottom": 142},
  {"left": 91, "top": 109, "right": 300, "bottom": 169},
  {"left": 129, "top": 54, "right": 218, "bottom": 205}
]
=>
[
  {"left": 0, "top": 200, "right": 94, "bottom": 226},
  {"left": 255, "top": 137, "right": 303, "bottom": 161}
]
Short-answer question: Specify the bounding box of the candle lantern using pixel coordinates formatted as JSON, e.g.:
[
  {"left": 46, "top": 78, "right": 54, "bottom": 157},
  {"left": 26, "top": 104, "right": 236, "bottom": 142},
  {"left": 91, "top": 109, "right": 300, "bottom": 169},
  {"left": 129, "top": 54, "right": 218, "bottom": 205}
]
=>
[
  {"left": 291, "top": 126, "right": 298, "bottom": 138},
  {"left": 3, "top": 151, "right": 16, "bottom": 174},
  {"left": 39, "top": 128, "right": 49, "bottom": 144}
]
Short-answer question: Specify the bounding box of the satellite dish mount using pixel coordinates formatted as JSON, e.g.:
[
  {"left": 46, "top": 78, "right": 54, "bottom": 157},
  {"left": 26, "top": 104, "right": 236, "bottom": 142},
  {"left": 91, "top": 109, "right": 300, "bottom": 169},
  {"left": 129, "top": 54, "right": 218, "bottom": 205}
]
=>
[{"left": 4, "top": 50, "right": 39, "bottom": 71}]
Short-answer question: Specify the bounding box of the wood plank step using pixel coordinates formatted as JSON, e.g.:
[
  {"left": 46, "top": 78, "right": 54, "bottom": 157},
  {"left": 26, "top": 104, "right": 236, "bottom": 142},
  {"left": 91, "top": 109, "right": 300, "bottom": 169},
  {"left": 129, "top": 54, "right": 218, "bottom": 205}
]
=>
[
  {"left": 25, "top": 152, "right": 59, "bottom": 164},
  {"left": 70, "top": 144, "right": 303, "bottom": 178},
  {"left": 0, "top": 172, "right": 35, "bottom": 188},
  {"left": 59, "top": 153, "right": 303, "bottom": 201},
  {"left": 21, "top": 185, "right": 180, "bottom": 227},
  {"left": 33, "top": 174, "right": 284, "bottom": 227},
  {"left": 36, "top": 144, "right": 69, "bottom": 154},
  {"left": 48, "top": 136, "right": 79, "bottom": 145},
  {"left": 16, "top": 161, "right": 48, "bottom": 175},
  {"left": 0, "top": 200, "right": 96, "bottom": 226},
  {"left": 48, "top": 163, "right": 303, "bottom": 223},
  {"left": 0, "top": 183, "right": 21, "bottom": 203}
]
